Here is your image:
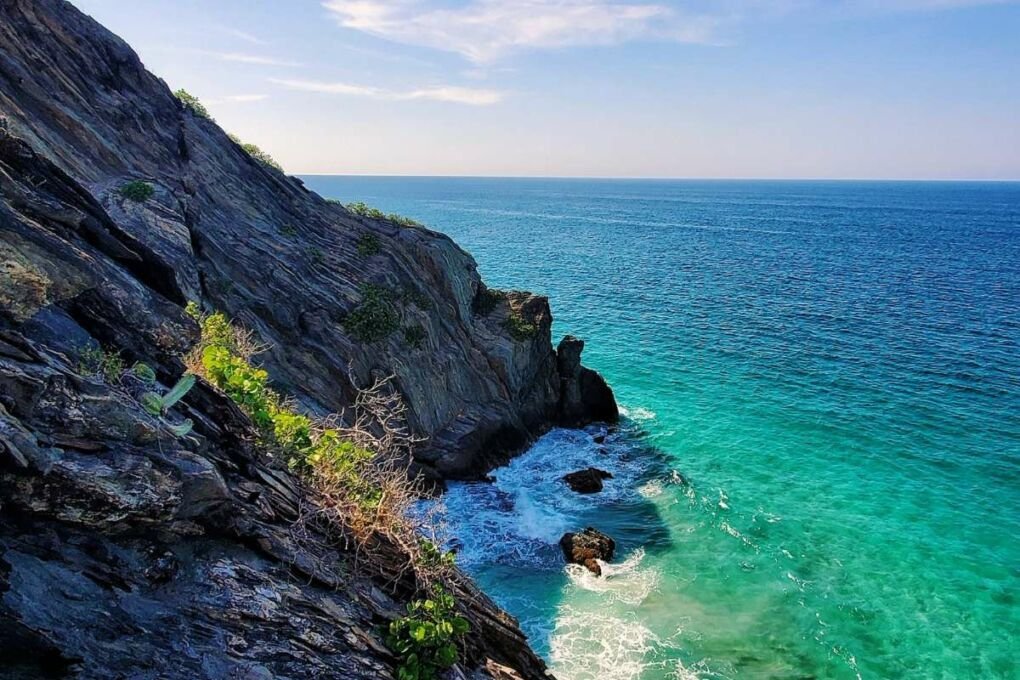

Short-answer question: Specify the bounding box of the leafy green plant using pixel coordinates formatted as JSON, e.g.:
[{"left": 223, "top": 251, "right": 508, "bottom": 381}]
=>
[
  {"left": 504, "top": 313, "right": 537, "bottom": 341},
  {"left": 228, "top": 134, "right": 283, "bottom": 171},
  {"left": 278, "top": 223, "right": 298, "bottom": 238},
  {"left": 140, "top": 373, "right": 196, "bottom": 437},
  {"left": 357, "top": 232, "right": 381, "bottom": 257},
  {"left": 78, "top": 345, "right": 125, "bottom": 383},
  {"left": 403, "top": 324, "right": 426, "bottom": 350},
  {"left": 307, "top": 246, "right": 325, "bottom": 264},
  {"left": 119, "top": 180, "right": 155, "bottom": 203},
  {"left": 344, "top": 284, "right": 399, "bottom": 342},
  {"left": 131, "top": 361, "right": 157, "bottom": 385},
  {"left": 174, "top": 89, "right": 212, "bottom": 120},
  {"left": 472, "top": 287, "right": 506, "bottom": 316},
  {"left": 347, "top": 201, "right": 423, "bottom": 228},
  {"left": 185, "top": 303, "right": 380, "bottom": 508},
  {"left": 387, "top": 588, "right": 469, "bottom": 680}
]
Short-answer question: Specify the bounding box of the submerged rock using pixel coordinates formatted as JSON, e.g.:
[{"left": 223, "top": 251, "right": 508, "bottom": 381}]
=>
[
  {"left": 562, "top": 467, "right": 613, "bottom": 493},
  {"left": 560, "top": 527, "right": 616, "bottom": 575}
]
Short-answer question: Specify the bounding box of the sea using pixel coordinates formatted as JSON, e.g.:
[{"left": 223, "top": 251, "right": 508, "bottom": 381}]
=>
[{"left": 300, "top": 176, "right": 1020, "bottom": 680}]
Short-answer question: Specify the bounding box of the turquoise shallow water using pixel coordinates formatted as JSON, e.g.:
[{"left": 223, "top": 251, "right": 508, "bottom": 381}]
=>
[{"left": 302, "top": 177, "right": 1020, "bottom": 679}]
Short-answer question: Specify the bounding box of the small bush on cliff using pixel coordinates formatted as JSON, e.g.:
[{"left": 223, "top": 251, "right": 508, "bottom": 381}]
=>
[
  {"left": 403, "top": 324, "right": 426, "bottom": 350},
  {"left": 185, "top": 302, "right": 467, "bottom": 672},
  {"left": 471, "top": 287, "right": 505, "bottom": 316},
  {"left": 387, "top": 587, "right": 469, "bottom": 680},
  {"left": 119, "top": 180, "right": 154, "bottom": 202},
  {"left": 173, "top": 88, "right": 212, "bottom": 120},
  {"left": 357, "top": 232, "right": 381, "bottom": 257},
  {"left": 347, "top": 201, "right": 424, "bottom": 228},
  {"left": 184, "top": 302, "right": 383, "bottom": 510},
  {"left": 504, "top": 313, "right": 537, "bottom": 341},
  {"left": 228, "top": 134, "right": 283, "bottom": 171},
  {"left": 344, "top": 284, "right": 399, "bottom": 342},
  {"left": 77, "top": 345, "right": 126, "bottom": 383}
]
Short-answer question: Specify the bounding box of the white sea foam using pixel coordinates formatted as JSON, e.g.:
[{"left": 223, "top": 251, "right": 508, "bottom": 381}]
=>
[
  {"left": 549, "top": 607, "right": 658, "bottom": 680},
  {"left": 620, "top": 405, "right": 657, "bottom": 422},
  {"left": 565, "top": 548, "right": 659, "bottom": 606}
]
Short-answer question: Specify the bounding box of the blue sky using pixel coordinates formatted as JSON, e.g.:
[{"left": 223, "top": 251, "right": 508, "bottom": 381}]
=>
[{"left": 70, "top": 1, "right": 1020, "bottom": 179}]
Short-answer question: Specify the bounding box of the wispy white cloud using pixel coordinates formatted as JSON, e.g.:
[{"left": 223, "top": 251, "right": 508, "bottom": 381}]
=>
[
  {"left": 270, "top": 78, "right": 505, "bottom": 105},
  {"left": 322, "top": 0, "right": 722, "bottom": 63},
  {"left": 219, "top": 94, "right": 270, "bottom": 103},
  {"left": 321, "top": 0, "right": 1016, "bottom": 62},
  {"left": 193, "top": 49, "right": 303, "bottom": 67},
  {"left": 217, "top": 26, "right": 268, "bottom": 45}
]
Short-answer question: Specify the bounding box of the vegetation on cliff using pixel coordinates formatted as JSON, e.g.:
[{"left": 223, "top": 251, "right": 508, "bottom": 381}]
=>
[
  {"left": 228, "top": 133, "right": 283, "bottom": 172},
  {"left": 347, "top": 200, "right": 424, "bottom": 228},
  {"left": 183, "top": 303, "right": 468, "bottom": 676}
]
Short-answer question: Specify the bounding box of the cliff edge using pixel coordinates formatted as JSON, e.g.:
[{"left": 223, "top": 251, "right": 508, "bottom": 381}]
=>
[{"left": 0, "top": 0, "right": 618, "bottom": 678}]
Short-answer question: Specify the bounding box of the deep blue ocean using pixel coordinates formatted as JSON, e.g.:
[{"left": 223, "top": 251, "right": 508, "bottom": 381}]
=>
[{"left": 301, "top": 177, "right": 1020, "bottom": 680}]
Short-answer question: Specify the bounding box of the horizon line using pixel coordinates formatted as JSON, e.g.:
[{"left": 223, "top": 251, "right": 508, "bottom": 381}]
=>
[{"left": 296, "top": 173, "right": 1020, "bottom": 183}]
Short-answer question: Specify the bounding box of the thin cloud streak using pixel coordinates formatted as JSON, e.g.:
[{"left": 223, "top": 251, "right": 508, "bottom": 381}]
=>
[
  {"left": 270, "top": 78, "right": 505, "bottom": 105},
  {"left": 321, "top": 0, "right": 1017, "bottom": 62},
  {"left": 194, "top": 49, "right": 303, "bottom": 67},
  {"left": 217, "top": 26, "right": 268, "bottom": 45},
  {"left": 219, "top": 94, "right": 270, "bottom": 103},
  {"left": 322, "top": 0, "right": 721, "bottom": 62}
]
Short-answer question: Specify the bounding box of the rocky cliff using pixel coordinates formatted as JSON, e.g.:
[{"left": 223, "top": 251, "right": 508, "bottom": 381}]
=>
[{"left": 0, "top": 0, "right": 617, "bottom": 677}]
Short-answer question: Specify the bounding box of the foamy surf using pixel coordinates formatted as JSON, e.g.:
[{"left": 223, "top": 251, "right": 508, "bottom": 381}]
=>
[
  {"left": 549, "top": 608, "right": 658, "bottom": 680},
  {"left": 565, "top": 548, "right": 659, "bottom": 605}
]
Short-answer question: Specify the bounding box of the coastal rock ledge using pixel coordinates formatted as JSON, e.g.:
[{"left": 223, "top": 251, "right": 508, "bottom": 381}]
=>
[{"left": 0, "top": 0, "right": 617, "bottom": 678}]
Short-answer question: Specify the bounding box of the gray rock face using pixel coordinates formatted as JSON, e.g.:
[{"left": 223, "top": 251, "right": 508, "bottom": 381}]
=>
[
  {"left": 0, "top": 332, "right": 551, "bottom": 679},
  {"left": 0, "top": 0, "right": 621, "bottom": 677},
  {"left": 0, "top": 0, "right": 614, "bottom": 482}
]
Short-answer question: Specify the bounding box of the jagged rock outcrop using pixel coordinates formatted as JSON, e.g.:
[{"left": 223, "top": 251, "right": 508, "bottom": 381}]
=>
[
  {"left": 557, "top": 336, "right": 618, "bottom": 427},
  {"left": 559, "top": 528, "right": 616, "bottom": 576},
  {"left": 562, "top": 467, "right": 613, "bottom": 494},
  {"left": 0, "top": 0, "right": 622, "bottom": 677},
  {"left": 0, "top": 331, "right": 550, "bottom": 679}
]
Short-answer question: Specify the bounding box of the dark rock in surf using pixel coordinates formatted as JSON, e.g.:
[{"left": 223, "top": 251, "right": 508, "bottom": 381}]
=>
[
  {"left": 560, "top": 527, "right": 616, "bottom": 576},
  {"left": 562, "top": 467, "right": 613, "bottom": 494},
  {"left": 592, "top": 433, "right": 606, "bottom": 444}
]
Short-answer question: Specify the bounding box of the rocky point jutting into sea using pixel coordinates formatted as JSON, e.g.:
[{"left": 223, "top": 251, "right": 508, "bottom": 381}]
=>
[{"left": 0, "top": 1, "right": 618, "bottom": 677}]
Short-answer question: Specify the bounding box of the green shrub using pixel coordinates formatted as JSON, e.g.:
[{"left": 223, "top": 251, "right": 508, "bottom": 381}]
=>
[
  {"left": 347, "top": 201, "right": 423, "bottom": 228},
  {"left": 357, "top": 232, "right": 381, "bottom": 257},
  {"left": 344, "top": 284, "right": 399, "bottom": 342},
  {"left": 472, "top": 287, "right": 505, "bottom": 316},
  {"left": 173, "top": 89, "right": 212, "bottom": 120},
  {"left": 119, "top": 180, "right": 155, "bottom": 203},
  {"left": 229, "top": 134, "right": 283, "bottom": 171},
  {"left": 185, "top": 303, "right": 378, "bottom": 507},
  {"left": 400, "top": 286, "right": 432, "bottom": 310},
  {"left": 403, "top": 324, "right": 426, "bottom": 350},
  {"left": 307, "top": 246, "right": 325, "bottom": 265},
  {"left": 387, "top": 588, "right": 469, "bottom": 680},
  {"left": 77, "top": 345, "right": 125, "bottom": 383},
  {"left": 504, "top": 313, "right": 537, "bottom": 341},
  {"left": 278, "top": 223, "right": 298, "bottom": 238}
]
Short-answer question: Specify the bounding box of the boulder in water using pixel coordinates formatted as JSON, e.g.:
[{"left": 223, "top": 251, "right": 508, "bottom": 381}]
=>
[
  {"left": 560, "top": 527, "right": 616, "bottom": 575},
  {"left": 562, "top": 467, "right": 613, "bottom": 493}
]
